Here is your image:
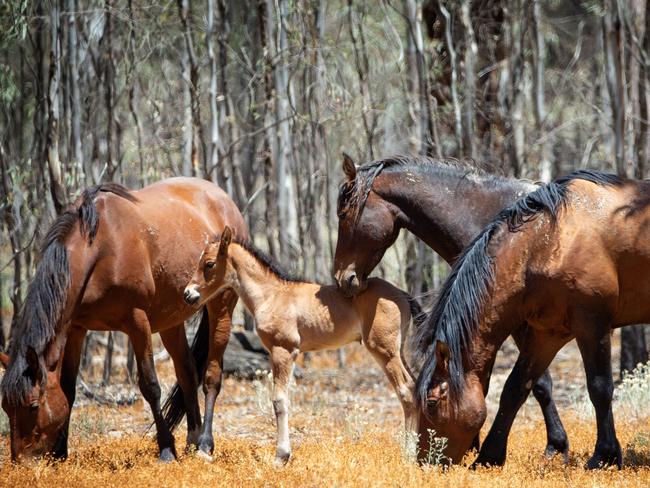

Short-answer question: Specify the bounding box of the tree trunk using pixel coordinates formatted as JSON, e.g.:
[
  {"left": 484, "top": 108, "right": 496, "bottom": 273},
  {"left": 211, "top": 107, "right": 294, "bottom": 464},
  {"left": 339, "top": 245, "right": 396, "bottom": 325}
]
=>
[
  {"left": 207, "top": 0, "right": 220, "bottom": 184},
  {"left": 265, "top": 0, "right": 298, "bottom": 265},
  {"left": 460, "top": 0, "right": 476, "bottom": 159},
  {"left": 66, "top": 0, "right": 83, "bottom": 186},
  {"left": 47, "top": 1, "right": 66, "bottom": 213},
  {"left": 532, "top": 0, "right": 552, "bottom": 182},
  {"left": 603, "top": 0, "right": 627, "bottom": 176}
]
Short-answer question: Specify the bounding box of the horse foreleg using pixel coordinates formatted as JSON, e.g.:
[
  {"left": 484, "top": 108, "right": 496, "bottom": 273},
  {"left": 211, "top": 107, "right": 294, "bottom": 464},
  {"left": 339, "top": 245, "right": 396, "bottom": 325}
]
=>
[
  {"left": 474, "top": 332, "right": 567, "bottom": 468},
  {"left": 575, "top": 318, "right": 621, "bottom": 469},
  {"left": 197, "top": 289, "right": 237, "bottom": 458},
  {"left": 159, "top": 325, "right": 202, "bottom": 451},
  {"left": 52, "top": 325, "right": 86, "bottom": 459},
  {"left": 129, "top": 309, "right": 177, "bottom": 462},
  {"left": 270, "top": 345, "right": 296, "bottom": 466},
  {"left": 511, "top": 325, "right": 569, "bottom": 459}
]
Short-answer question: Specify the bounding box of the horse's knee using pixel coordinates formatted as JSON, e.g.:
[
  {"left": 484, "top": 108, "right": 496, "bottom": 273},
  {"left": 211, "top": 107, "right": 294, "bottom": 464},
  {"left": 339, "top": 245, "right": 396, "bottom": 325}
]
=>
[{"left": 532, "top": 374, "right": 552, "bottom": 404}]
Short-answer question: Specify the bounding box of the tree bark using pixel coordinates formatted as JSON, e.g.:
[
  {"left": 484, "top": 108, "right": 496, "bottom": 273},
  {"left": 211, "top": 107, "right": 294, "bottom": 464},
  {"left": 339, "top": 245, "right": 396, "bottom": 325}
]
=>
[
  {"left": 207, "top": 0, "right": 220, "bottom": 184},
  {"left": 66, "top": 0, "right": 83, "bottom": 186},
  {"left": 46, "top": 0, "right": 66, "bottom": 213},
  {"left": 460, "top": 0, "right": 476, "bottom": 159},
  {"left": 531, "top": 0, "right": 552, "bottom": 182}
]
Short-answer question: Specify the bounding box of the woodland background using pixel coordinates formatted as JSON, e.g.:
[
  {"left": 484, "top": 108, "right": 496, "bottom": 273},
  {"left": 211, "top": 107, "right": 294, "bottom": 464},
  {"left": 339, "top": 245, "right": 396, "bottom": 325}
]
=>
[{"left": 0, "top": 0, "right": 649, "bottom": 375}]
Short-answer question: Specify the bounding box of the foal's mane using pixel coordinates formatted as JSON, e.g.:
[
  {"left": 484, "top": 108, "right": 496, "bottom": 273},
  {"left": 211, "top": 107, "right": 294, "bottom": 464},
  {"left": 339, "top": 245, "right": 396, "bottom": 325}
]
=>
[
  {"left": 233, "top": 238, "right": 305, "bottom": 284},
  {"left": 413, "top": 170, "right": 624, "bottom": 408},
  {"left": 1, "top": 183, "right": 137, "bottom": 406},
  {"left": 337, "top": 155, "right": 519, "bottom": 225}
]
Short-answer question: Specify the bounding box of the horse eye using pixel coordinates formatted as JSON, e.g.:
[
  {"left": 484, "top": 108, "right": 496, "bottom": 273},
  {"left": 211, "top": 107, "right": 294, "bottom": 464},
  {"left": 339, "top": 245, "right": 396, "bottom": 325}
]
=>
[
  {"left": 29, "top": 402, "right": 39, "bottom": 411},
  {"left": 205, "top": 262, "right": 215, "bottom": 269}
]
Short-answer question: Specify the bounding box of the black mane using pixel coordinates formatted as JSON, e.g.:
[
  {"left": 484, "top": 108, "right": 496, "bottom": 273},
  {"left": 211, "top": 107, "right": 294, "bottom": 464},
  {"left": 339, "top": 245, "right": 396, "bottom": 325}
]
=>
[
  {"left": 234, "top": 238, "right": 305, "bottom": 284},
  {"left": 413, "top": 169, "right": 625, "bottom": 409},
  {"left": 337, "top": 155, "right": 524, "bottom": 225},
  {"left": 1, "top": 183, "right": 137, "bottom": 406}
]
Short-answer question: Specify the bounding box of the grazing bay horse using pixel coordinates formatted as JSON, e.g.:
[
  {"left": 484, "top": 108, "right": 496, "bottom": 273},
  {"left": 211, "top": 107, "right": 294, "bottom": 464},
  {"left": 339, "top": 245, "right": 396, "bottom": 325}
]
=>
[
  {"left": 0, "top": 178, "right": 247, "bottom": 462},
  {"left": 414, "top": 170, "right": 645, "bottom": 469},
  {"left": 332, "top": 154, "right": 569, "bottom": 459},
  {"left": 183, "top": 226, "right": 419, "bottom": 465}
]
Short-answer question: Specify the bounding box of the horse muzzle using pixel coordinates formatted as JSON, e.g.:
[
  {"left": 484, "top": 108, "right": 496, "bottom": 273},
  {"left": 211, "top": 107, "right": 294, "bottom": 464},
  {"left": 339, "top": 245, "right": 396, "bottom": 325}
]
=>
[
  {"left": 335, "top": 269, "right": 365, "bottom": 297},
  {"left": 183, "top": 286, "right": 201, "bottom": 305}
]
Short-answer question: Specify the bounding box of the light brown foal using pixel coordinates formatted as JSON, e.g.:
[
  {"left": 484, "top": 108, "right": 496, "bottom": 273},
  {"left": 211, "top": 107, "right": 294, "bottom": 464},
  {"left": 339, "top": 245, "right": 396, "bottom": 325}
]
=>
[{"left": 183, "top": 226, "right": 418, "bottom": 464}]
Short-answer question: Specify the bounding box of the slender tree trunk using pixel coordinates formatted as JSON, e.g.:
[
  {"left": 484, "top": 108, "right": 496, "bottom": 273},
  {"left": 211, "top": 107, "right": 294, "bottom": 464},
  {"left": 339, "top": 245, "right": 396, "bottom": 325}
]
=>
[
  {"left": 266, "top": 0, "right": 298, "bottom": 265},
  {"left": 439, "top": 4, "right": 463, "bottom": 155},
  {"left": 460, "top": 0, "right": 476, "bottom": 159},
  {"left": 636, "top": 1, "right": 650, "bottom": 179},
  {"left": 532, "top": 0, "right": 552, "bottom": 182},
  {"left": 47, "top": 0, "right": 66, "bottom": 213},
  {"left": 178, "top": 0, "right": 207, "bottom": 177},
  {"left": 127, "top": 0, "right": 147, "bottom": 186},
  {"left": 66, "top": 0, "right": 83, "bottom": 186},
  {"left": 207, "top": 0, "right": 220, "bottom": 184},
  {"left": 603, "top": 0, "right": 627, "bottom": 176}
]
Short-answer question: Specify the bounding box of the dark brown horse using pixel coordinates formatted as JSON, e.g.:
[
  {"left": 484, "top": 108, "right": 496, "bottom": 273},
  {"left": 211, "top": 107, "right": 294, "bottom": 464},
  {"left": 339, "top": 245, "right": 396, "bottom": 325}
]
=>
[
  {"left": 414, "top": 170, "right": 645, "bottom": 469},
  {"left": 332, "top": 154, "right": 569, "bottom": 459},
  {"left": 0, "top": 177, "right": 247, "bottom": 462}
]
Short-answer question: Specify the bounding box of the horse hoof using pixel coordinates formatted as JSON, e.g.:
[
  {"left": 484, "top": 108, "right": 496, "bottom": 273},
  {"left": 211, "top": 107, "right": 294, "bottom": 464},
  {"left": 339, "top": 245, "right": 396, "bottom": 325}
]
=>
[
  {"left": 274, "top": 451, "right": 291, "bottom": 466},
  {"left": 584, "top": 450, "right": 622, "bottom": 470},
  {"left": 544, "top": 443, "right": 569, "bottom": 463},
  {"left": 158, "top": 448, "right": 176, "bottom": 463},
  {"left": 196, "top": 449, "right": 214, "bottom": 463}
]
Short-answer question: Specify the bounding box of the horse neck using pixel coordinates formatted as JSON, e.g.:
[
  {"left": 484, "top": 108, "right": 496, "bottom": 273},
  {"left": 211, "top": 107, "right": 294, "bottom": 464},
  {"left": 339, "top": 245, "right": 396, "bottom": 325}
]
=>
[
  {"left": 374, "top": 168, "right": 533, "bottom": 263},
  {"left": 227, "top": 244, "right": 292, "bottom": 317}
]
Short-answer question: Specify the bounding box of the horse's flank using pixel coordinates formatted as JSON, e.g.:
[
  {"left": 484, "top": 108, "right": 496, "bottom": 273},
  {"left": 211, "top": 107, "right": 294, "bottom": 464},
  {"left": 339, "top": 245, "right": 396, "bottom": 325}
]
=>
[{"left": 414, "top": 170, "right": 627, "bottom": 406}]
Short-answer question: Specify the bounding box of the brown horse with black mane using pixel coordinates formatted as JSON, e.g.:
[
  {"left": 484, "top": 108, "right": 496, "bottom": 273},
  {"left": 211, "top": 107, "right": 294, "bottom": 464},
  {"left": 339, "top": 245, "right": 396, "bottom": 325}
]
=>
[
  {"left": 0, "top": 177, "right": 247, "bottom": 463},
  {"left": 332, "top": 154, "right": 569, "bottom": 459},
  {"left": 414, "top": 170, "right": 647, "bottom": 469}
]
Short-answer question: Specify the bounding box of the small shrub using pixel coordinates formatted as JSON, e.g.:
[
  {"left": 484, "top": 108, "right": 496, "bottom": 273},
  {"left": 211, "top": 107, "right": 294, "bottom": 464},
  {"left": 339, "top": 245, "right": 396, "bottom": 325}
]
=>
[
  {"left": 624, "top": 430, "right": 650, "bottom": 467},
  {"left": 615, "top": 361, "right": 650, "bottom": 420},
  {"left": 420, "top": 429, "right": 449, "bottom": 466},
  {"left": 0, "top": 408, "right": 9, "bottom": 436}
]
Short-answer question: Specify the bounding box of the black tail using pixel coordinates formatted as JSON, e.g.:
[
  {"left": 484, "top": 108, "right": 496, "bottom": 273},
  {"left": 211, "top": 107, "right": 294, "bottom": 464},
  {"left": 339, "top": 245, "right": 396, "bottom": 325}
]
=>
[
  {"left": 408, "top": 295, "right": 426, "bottom": 330},
  {"left": 161, "top": 307, "right": 210, "bottom": 432}
]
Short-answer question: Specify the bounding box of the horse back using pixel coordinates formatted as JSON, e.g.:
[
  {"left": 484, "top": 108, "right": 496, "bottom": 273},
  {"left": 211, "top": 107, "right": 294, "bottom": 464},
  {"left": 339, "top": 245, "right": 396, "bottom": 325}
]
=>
[{"left": 70, "top": 177, "right": 246, "bottom": 331}]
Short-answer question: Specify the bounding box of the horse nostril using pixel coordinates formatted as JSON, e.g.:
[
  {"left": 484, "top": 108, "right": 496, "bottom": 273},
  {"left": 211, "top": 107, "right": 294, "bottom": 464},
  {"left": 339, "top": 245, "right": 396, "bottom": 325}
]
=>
[{"left": 347, "top": 273, "right": 358, "bottom": 287}]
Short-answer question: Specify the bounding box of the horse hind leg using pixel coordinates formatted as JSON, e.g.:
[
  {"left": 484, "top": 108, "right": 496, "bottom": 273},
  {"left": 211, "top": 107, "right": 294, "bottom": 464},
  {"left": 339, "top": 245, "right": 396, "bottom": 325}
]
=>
[
  {"left": 574, "top": 314, "right": 621, "bottom": 469},
  {"left": 128, "top": 309, "right": 177, "bottom": 462},
  {"left": 511, "top": 325, "right": 569, "bottom": 459},
  {"left": 270, "top": 345, "right": 297, "bottom": 465},
  {"left": 159, "top": 325, "right": 202, "bottom": 451}
]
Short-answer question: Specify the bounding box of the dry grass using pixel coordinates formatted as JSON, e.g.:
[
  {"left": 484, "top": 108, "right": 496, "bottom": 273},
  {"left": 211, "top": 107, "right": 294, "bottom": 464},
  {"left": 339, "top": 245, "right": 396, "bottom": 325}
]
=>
[{"left": 1, "top": 340, "right": 649, "bottom": 487}]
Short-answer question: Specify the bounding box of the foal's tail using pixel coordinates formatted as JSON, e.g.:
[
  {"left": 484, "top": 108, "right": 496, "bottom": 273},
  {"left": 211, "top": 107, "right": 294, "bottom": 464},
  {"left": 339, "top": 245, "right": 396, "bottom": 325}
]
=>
[{"left": 161, "top": 307, "right": 210, "bottom": 432}]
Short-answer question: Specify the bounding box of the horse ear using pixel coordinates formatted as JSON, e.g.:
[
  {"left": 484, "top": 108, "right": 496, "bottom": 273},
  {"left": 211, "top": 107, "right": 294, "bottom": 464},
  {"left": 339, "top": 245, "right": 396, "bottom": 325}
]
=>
[
  {"left": 435, "top": 340, "right": 451, "bottom": 373},
  {"left": 0, "top": 352, "right": 9, "bottom": 369},
  {"left": 342, "top": 152, "right": 357, "bottom": 180},
  {"left": 218, "top": 226, "right": 232, "bottom": 255}
]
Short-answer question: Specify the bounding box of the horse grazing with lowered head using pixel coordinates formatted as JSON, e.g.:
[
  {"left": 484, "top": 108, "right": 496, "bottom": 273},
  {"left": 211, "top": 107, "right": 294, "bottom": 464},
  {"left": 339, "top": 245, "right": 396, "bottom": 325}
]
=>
[
  {"left": 0, "top": 177, "right": 247, "bottom": 463},
  {"left": 183, "top": 226, "right": 420, "bottom": 465},
  {"left": 414, "top": 169, "right": 649, "bottom": 469},
  {"left": 332, "top": 153, "right": 569, "bottom": 460}
]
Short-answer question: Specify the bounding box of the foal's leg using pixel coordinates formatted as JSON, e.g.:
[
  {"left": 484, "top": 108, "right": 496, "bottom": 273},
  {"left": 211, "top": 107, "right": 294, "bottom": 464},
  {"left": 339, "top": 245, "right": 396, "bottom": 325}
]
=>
[
  {"left": 270, "top": 345, "right": 297, "bottom": 465},
  {"left": 575, "top": 320, "right": 621, "bottom": 469},
  {"left": 159, "top": 325, "right": 202, "bottom": 450},
  {"left": 196, "top": 289, "right": 238, "bottom": 457},
  {"left": 474, "top": 333, "right": 568, "bottom": 467},
  {"left": 52, "top": 325, "right": 86, "bottom": 459},
  {"left": 128, "top": 309, "right": 177, "bottom": 461},
  {"left": 362, "top": 321, "right": 417, "bottom": 433},
  {"left": 511, "top": 325, "right": 569, "bottom": 458}
]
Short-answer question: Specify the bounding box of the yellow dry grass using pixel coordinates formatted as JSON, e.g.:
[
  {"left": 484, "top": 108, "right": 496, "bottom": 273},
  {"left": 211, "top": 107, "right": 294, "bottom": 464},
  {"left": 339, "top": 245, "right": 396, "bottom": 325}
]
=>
[
  {"left": 0, "top": 417, "right": 649, "bottom": 487},
  {"left": 1, "top": 341, "right": 649, "bottom": 487}
]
